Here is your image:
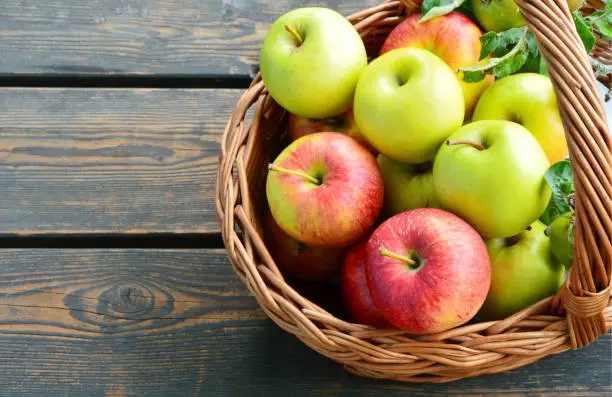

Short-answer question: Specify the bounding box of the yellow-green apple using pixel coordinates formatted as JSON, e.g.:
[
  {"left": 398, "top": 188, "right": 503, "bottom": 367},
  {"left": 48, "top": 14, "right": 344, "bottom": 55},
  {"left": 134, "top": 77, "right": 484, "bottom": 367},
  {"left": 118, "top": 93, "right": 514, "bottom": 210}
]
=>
[
  {"left": 377, "top": 155, "right": 441, "bottom": 216},
  {"left": 341, "top": 238, "right": 389, "bottom": 328},
  {"left": 479, "top": 221, "right": 565, "bottom": 320},
  {"left": 470, "top": 0, "right": 525, "bottom": 32},
  {"left": 433, "top": 120, "right": 551, "bottom": 238},
  {"left": 259, "top": 7, "right": 367, "bottom": 119},
  {"left": 263, "top": 212, "right": 345, "bottom": 282},
  {"left": 380, "top": 12, "right": 494, "bottom": 117},
  {"left": 472, "top": 73, "right": 568, "bottom": 164},
  {"left": 354, "top": 47, "right": 464, "bottom": 164},
  {"left": 288, "top": 106, "right": 376, "bottom": 154},
  {"left": 365, "top": 208, "right": 490, "bottom": 334},
  {"left": 547, "top": 211, "right": 575, "bottom": 269},
  {"left": 266, "top": 132, "right": 384, "bottom": 247},
  {"left": 567, "top": 0, "right": 584, "bottom": 11}
]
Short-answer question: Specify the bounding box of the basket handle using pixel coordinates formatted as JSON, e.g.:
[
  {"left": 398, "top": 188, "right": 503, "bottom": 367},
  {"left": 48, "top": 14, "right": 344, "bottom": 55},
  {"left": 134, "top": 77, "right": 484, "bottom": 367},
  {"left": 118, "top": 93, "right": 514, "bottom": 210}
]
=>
[{"left": 514, "top": 0, "right": 611, "bottom": 349}]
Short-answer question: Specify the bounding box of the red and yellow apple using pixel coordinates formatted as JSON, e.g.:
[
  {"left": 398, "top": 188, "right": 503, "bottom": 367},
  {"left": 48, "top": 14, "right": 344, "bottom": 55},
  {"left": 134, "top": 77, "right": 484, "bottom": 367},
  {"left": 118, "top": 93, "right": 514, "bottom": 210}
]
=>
[
  {"left": 288, "top": 106, "right": 376, "bottom": 154},
  {"left": 264, "top": 212, "right": 346, "bottom": 282},
  {"left": 266, "top": 132, "right": 384, "bottom": 247},
  {"left": 380, "top": 12, "right": 494, "bottom": 117},
  {"left": 366, "top": 208, "right": 491, "bottom": 334},
  {"left": 341, "top": 238, "right": 389, "bottom": 328}
]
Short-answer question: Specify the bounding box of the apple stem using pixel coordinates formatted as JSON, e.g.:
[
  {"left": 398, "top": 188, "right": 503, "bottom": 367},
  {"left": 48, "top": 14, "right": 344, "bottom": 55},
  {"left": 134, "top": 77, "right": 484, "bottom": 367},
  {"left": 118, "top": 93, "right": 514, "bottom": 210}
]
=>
[
  {"left": 447, "top": 140, "right": 486, "bottom": 151},
  {"left": 284, "top": 25, "right": 303, "bottom": 46},
  {"left": 268, "top": 163, "right": 319, "bottom": 184},
  {"left": 379, "top": 248, "right": 417, "bottom": 266}
]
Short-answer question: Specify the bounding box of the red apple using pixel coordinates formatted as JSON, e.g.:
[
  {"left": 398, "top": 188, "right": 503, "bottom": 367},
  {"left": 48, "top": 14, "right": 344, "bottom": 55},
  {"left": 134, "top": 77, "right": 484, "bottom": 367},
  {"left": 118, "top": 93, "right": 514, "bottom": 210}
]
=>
[
  {"left": 263, "top": 212, "right": 346, "bottom": 282},
  {"left": 341, "top": 238, "right": 389, "bottom": 328},
  {"left": 266, "top": 132, "right": 384, "bottom": 247},
  {"left": 288, "top": 106, "right": 377, "bottom": 154},
  {"left": 380, "top": 12, "right": 494, "bottom": 117},
  {"left": 366, "top": 208, "right": 490, "bottom": 334}
]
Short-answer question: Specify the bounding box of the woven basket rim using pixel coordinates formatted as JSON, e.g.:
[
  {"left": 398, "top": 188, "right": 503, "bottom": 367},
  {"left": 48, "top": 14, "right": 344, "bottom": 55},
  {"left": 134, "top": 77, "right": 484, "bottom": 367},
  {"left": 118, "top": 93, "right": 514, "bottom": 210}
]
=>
[{"left": 215, "top": 0, "right": 612, "bottom": 383}]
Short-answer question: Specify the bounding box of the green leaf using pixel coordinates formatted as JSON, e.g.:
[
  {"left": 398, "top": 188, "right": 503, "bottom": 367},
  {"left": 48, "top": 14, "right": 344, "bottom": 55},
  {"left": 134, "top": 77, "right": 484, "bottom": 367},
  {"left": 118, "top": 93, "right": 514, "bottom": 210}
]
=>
[
  {"left": 479, "top": 32, "right": 500, "bottom": 60},
  {"left": 594, "top": 18, "right": 612, "bottom": 38},
  {"left": 460, "top": 27, "right": 533, "bottom": 81},
  {"left": 572, "top": 11, "right": 596, "bottom": 52},
  {"left": 539, "top": 55, "right": 549, "bottom": 76},
  {"left": 420, "top": 0, "right": 467, "bottom": 22},
  {"left": 607, "top": 0, "right": 612, "bottom": 14},
  {"left": 462, "top": 70, "right": 486, "bottom": 82},
  {"left": 540, "top": 160, "right": 574, "bottom": 225}
]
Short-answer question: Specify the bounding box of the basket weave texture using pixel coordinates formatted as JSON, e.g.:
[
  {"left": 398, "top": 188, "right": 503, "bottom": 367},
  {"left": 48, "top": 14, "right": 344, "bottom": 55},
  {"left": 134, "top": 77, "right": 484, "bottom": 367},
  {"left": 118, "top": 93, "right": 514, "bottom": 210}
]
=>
[{"left": 216, "top": 0, "right": 612, "bottom": 382}]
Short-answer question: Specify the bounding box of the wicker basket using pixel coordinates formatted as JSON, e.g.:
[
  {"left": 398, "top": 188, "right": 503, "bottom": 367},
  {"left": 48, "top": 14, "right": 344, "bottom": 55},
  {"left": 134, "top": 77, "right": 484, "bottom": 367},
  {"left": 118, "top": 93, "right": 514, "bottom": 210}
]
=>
[{"left": 216, "top": 0, "right": 611, "bottom": 382}]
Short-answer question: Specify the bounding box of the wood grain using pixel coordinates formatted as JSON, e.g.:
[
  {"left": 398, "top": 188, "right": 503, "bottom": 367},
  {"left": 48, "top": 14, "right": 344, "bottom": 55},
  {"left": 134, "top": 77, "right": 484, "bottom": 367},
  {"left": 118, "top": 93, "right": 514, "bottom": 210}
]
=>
[
  {"left": 0, "top": 249, "right": 609, "bottom": 396},
  {"left": 0, "top": 87, "right": 242, "bottom": 235},
  {"left": 0, "top": 0, "right": 381, "bottom": 77}
]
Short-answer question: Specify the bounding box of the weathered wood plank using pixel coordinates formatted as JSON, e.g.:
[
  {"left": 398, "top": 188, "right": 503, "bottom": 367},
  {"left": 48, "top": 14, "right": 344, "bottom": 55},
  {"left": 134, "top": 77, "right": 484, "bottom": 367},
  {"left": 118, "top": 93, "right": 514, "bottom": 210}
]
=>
[
  {"left": 0, "top": 249, "right": 609, "bottom": 396},
  {"left": 0, "top": 88, "right": 241, "bottom": 235},
  {"left": 0, "top": 0, "right": 381, "bottom": 77}
]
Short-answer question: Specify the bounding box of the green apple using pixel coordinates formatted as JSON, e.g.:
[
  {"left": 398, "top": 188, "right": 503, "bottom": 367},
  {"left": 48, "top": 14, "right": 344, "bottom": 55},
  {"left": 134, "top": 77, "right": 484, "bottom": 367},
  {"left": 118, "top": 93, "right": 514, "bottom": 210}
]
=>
[
  {"left": 479, "top": 221, "right": 565, "bottom": 321},
  {"left": 354, "top": 47, "right": 464, "bottom": 164},
  {"left": 473, "top": 73, "right": 568, "bottom": 164},
  {"left": 547, "top": 212, "right": 575, "bottom": 269},
  {"left": 471, "top": 0, "right": 525, "bottom": 32},
  {"left": 377, "top": 155, "right": 441, "bottom": 216},
  {"left": 433, "top": 120, "right": 552, "bottom": 238},
  {"left": 259, "top": 7, "right": 367, "bottom": 119}
]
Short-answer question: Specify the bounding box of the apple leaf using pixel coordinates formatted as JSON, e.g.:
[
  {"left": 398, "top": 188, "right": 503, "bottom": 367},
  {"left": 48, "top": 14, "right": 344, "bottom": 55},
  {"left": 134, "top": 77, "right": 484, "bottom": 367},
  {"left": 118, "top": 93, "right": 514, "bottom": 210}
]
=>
[
  {"left": 479, "top": 32, "right": 500, "bottom": 61},
  {"left": 419, "top": 0, "right": 467, "bottom": 23},
  {"left": 590, "top": 9, "right": 612, "bottom": 38},
  {"left": 540, "top": 160, "right": 574, "bottom": 225},
  {"left": 459, "top": 27, "right": 534, "bottom": 81},
  {"left": 572, "top": 11, "right": 596, "bottom": 52}
]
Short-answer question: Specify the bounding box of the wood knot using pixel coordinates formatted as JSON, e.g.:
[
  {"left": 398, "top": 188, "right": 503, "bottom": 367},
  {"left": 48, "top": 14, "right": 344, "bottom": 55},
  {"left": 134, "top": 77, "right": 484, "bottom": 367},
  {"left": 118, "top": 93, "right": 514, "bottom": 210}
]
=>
[{"left": 110, "top": 284, "right": 151, "bottom": 314}]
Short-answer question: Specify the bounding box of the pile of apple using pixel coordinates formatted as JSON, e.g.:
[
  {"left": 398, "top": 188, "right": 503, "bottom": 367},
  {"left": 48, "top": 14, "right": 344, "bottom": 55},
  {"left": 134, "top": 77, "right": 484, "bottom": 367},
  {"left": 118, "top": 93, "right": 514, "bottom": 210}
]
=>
[{"left": 259, "top": 6, "right": 568, "bottom": 334}]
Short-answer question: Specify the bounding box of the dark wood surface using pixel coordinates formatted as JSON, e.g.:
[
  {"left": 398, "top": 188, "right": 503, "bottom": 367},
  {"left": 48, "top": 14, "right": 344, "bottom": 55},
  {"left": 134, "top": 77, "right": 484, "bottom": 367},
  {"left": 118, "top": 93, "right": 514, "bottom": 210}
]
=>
[
  {"left": 0, "top": 0, "right": 379, "bottom": 78},
  {"left": 0, "top": 88, "right": 240, "bottom": 235},
  {"left": 0, "top": 0, "right": 610, "bottom": 395},
  {"left": 0, "top": 249, "right": 609, "bottom": 397}
]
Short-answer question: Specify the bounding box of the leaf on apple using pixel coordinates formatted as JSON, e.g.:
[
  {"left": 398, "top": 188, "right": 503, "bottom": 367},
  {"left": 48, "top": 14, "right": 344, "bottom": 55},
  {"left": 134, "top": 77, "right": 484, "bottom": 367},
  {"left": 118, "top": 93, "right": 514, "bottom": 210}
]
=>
[
  {"left": 540, "top": 159, "right": 574, "bottom": 225},
  {"left": 419, "top": 0, "right": 467, "bottom": 23},
  {"left": 460, "top": 27, "right": 537, "bottom": 82},
  {"left": 586, "top": 4, "right": 612, "bottom": 38},
  {"left": 573, "top": 11, "right": 596, "bottom": 52}
]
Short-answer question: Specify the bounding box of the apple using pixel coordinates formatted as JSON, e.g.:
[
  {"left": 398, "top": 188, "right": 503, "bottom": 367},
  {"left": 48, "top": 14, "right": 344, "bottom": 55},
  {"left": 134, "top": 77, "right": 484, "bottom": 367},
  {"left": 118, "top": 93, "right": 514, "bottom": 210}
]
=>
[
  {"left": 547, "top": 211, "right": 575, "bottom": 269},
  {"left": 354, "top": 47, "right": 464, "bottom": 164},
  {"left": 259, "top": 7, "right": 367, "bottom": 119},
  {"left": 380, "top": 12, "right": 494, "bottom": 117},
  {"left": 479, "top": 221, "right": 565, "bottom": 321},
  {"left": 433, "top": 120, "right": 552, "bottom": 239},
  {"left": 377, "top": 155, "right": 441, "bottom": 216},
  {"left": 266, "top": 132, "right": 384, "bottom": 247},
  {"left": 567, "top": 0, "right": 584, "bottom": 11},
  {"left": 263, "top": 212, "right": 345, "bottom": 281},
  {"left": 470, "top": 0, "right": 525, "bottom": 32},
  {"left": 365, "top": 208, "right": 490, "bottom": 334},
  {"left": 341, "top": 238, "right": 389, "bottom": 328},
  {"left": 288, "top": 106, "right": 376, "bottom": 154},
  {"left": 472, "top": 73, "right": 568, "bottom": 164}
]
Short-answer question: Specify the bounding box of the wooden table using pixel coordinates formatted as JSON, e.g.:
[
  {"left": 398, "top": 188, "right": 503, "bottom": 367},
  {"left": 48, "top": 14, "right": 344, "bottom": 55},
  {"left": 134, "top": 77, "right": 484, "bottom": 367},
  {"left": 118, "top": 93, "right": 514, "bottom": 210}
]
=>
[{"left": 0, "top": 1, "right": 610, "bottom": 396}]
